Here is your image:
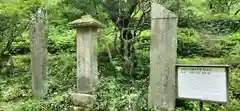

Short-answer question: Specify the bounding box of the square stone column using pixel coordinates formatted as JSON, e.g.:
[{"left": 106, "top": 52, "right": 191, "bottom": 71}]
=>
[
  {"left": 68, "top": 15, "right": 104, "bottom": 110},
  {"left": 149, "top": 3, "right": 178, "bottom": 111}
]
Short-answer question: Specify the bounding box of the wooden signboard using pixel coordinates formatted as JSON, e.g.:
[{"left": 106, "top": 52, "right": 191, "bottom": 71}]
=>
[{"left": 176, "top": 64, "right": 229, "bottom": 103}]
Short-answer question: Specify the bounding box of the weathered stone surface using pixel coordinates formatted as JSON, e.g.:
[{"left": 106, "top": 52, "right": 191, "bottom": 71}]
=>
[
  {"left": 30, "top": 8, "right": 48, "bottom": 99},
  {"left": 69, "top": 15, "right": 105, "bottom": 28},
  {"left": 69, "top": 15, "right": 102, "bottom": 111},
  {"left": 70, "top": 93, "right": 95, "bottom": 107},
  {"left": 76, "top": 27, "right": 98, "bottom": 93},
  {"left": 148, "top": 3, "right": 177, "bottom": 111},
  {"left": 69, "top": 15, "right": 102, "bottom": 93}
]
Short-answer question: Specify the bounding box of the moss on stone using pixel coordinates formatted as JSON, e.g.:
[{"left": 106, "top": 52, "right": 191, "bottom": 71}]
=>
[{"left": 69, "top": 15, "right": 105, "bottom": 28}]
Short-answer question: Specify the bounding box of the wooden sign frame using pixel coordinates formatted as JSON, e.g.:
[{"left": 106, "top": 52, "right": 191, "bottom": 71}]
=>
[{"left": 175, "top": 64, "right": 229, "bottom": 104}]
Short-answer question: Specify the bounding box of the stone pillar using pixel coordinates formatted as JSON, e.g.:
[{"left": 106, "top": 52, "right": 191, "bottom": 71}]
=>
[
  {"left": 30, "top": 8, "right": 48, "bottom": 99},
  {"left": 68, "top": 15, "right": 104, "bottom": 110},
  {"left": 148, "top": 3, "right": 178, "bottom": 111}
]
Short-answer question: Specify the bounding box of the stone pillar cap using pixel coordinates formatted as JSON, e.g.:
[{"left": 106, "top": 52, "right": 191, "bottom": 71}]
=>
[{"left": 68, "top": 15, "right": 105, "bottom": 28}]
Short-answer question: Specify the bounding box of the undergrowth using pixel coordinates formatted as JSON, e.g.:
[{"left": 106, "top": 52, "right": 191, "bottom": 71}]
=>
[{"left": 0, "top": 54, "right": 239, "bottom": 111}]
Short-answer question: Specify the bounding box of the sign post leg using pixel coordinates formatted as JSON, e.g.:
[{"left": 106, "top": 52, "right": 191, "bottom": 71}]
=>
[{"left": 199, "top": 101, "right": 204, "bottom": 111}]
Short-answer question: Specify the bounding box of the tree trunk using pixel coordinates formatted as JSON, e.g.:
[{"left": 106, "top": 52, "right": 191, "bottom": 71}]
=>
[{"left": 119, "top": 29, "right": 136, "bottom": 76}]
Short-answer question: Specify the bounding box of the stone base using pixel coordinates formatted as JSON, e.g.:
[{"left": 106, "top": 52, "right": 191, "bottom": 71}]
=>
[{"left": 70, "top": 93, "right": 95, "bottom": 110}]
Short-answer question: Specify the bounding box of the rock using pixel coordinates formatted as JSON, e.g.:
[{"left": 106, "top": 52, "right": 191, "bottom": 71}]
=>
[{"left": 70, "top": 93, "right": 95, "bottom": 107}]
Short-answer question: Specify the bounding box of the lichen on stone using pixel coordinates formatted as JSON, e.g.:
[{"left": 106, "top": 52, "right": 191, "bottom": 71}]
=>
[{"left": 69, "top": 15, "right": 105, "bottom": 28}]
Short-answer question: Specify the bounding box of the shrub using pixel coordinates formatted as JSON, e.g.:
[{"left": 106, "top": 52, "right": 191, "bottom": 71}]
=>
[
  {"left": 229, "top": 33, "right": 240, "bottom": 61},
  {"left": 177, "top": 28, "right": 204, "bottom": 58},
  {"left": 229, "top": 69, "right": 240, "bottom": 99},
  {"left": 0, "top": 54, "right": 73, "bottom": 111},
  {"left": 1, "top": 53, "right": 240, "bottom": 111},
  {"left": 9, "top": 26, "right": 76, "bottom": 55},
  {"left": 13, "top": 93, "right": 70, "bottom": 111},
  {"left": 11, "top": 33, "right": 30, "bottom": 55},
  {"left": 197, "top": 19, "right": 240, "bottom": 35},
  {"left": 220, "top": 33, "right": 240, "bottom": 57},
  {"left": 178, "top": 7, "right": 201, "bottom": 28},
  {"left": 94, "top": 75, "right": 150, "bottom": 111},
  {"left": 136, "top": 29, "right": 205, "bottom": 58},
  {"left": 224, "top": 99, "right": 240, "bottom": 111},
  {"left": 47, "top": 26, "right": 76, "bottom": 54},
  {"left": 201, "top": 32, "right": 240, "bottom": 58},
  {"left": 229, "top": 44, "right": 240, "bottom": 68}
]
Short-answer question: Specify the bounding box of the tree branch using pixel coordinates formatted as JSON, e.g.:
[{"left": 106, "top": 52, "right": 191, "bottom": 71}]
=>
[
  {"left": 0, "top": 20, "right": 29, "bottom": 55},
  {"left": 235, "top": 8, "right": 240, "bottom": 15}
]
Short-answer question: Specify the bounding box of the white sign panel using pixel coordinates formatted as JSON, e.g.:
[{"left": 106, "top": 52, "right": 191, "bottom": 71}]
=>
[{"left": 177, "top": 66, "right": 228, "bottom": 103}]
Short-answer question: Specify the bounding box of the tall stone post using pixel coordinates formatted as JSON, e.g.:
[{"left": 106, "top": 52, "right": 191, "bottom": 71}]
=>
[
  {"left": 30, "top": 8, "right": 48, "bottom": 99},
  {"left": 68, "top": 15, "right": 104, "bottom": 111},
  {"left": 148, "top": 3, "right": 178, "bottom": 111}
]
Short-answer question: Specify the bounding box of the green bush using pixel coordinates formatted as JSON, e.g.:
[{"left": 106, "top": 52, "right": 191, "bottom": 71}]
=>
[
  {"left": 94, "top": 77, "right": 149, "bottom": 111},
  {"left": 197, "top": 19, "right": 240, "bottom": 35},
  {"left": 9, "top": 26, "right": 76, "bottom": 55},
  {"left": 0, "top": 54, "right": 74, "bottom": 111},
  {"left": 177, "top": 28, "right": 204, "bottom": 58},
  {"left": 13, "top": 93, "right": 70, "bottom": 111},
  {"left": 136, "top": 30, "right": 151, "bottom": 52},
  {"left": 229, "top": 69, "right": 240, "bottom": 99},
  {"left": 1, "top": 53, "right": 239, "bottom": 111},
  {"left": 202, "top": 43, "right": 224, "bottom": 57},
  {"left": 178, "top": 7, "right": 201, "bottom": 28},
  {"left": 224, "top": 99, "right": 240, "bottom": 111},
  {"left": 9, "top": 26, "right": 239, "bottom": 59},
  {"left": 228, "top": 33, "right": 240, "bottom": 61},
  {"left": 11, "top": 33, "right": 30, "bottom": 54},
  {"left": 47, "top": 54, "right": 76, "bottom": 92},
  {"left": 229, "top": 43, "right": 240, "bottom": 68},
  {"left": 220, "top": 33, "right": 240, "bottom": 57},
  {"left": 200, "top": 32, "right": 240, "bottom": 58},
  {"left": 48, "top": 26, "right": 76, "bottom": 54},
  {"left": 135, "top": 29, "right": 206, "bottom": 58}
]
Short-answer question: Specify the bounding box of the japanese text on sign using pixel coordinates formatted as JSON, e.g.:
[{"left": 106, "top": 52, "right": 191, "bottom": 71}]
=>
[{"left": 177, "top": 66, "right": 228, "bottom": 103}]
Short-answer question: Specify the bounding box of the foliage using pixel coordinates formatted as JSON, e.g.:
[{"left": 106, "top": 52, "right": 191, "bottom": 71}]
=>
[
  {"left": 220, "top": 33, "right": 240, "bottom": 57},
  {"left": 0, "top": 0, "right": 41, "bottom": 55},
  {"left": 177, "top": 6, "right": 201, "bottom": 28},
  {"left": 198, "top": 19, "right": 240, "bottom": 35},
  {"left": 228, "top": 33, "right": 240, "bottom": 61},
  {"left": 178, "top": 0, "right": 240, "bottom": 35},
  {"left": 47, "top": 26, "right": 76, "bottom": 54},
  {"left": 0, "top": 54, "right": 73, "bottom": 110},
  {"left": 230, "top": 43, "right": 240, "bottom": 62},
  {"left": 209, "top": 0, "right": 240, "bottom": 14},
  {"left": 229, "top": 69, "right": 240, "bottom": 99},
  {"left": 135, "top": 30, "right": 151, "bottom": 57},
  {"left": 1, "top": 54, "right": 240, "bottom": 110},
  {"left": 177, "top": 28, "right": 204, "bottom": 58},
  {"left": 14, "top": 93, "right": 70, "bottom": 111},
  {"left": 7, "top": 26, "right": 76, "bottom": 55},
  {"left": 58, "top": 0, "right": 150, "bottom": 75},
  {"left": 94, "top": 77, "right": 149, "bottom": 111},
  {"left": 10, "top": 33, "right": 30, "bottom": 54},
  {"left": 0, "top": 13, "right": 29, "bottom": 56},
  {"left": 0, "top": 0, "right": 240, "bottom": 111}
]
